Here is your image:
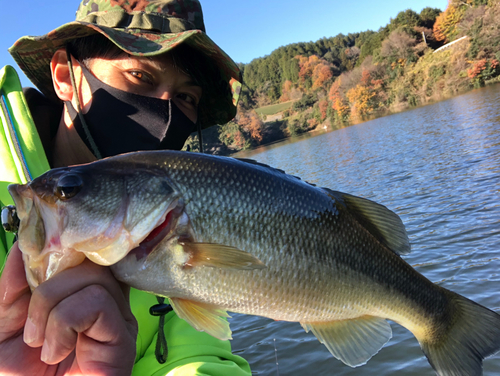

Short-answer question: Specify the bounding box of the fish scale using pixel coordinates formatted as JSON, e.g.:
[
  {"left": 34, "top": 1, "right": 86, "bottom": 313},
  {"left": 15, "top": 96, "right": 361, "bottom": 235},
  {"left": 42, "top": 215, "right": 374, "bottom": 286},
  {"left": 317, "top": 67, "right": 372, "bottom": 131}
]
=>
[
  {"left": 8, "top": 150, "right": 500, "bottom": 376},
  {"left": 126, "top": 153, "right": 437, "bottom": 322}
]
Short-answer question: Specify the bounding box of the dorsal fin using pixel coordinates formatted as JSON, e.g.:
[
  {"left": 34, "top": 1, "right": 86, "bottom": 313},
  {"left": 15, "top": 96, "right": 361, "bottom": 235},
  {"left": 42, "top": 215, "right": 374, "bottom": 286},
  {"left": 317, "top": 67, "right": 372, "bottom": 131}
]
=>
[
  {"left": 235, "top": 158, "right": 313, "bottom": 184},
  {"left": 323, "top": 188, "right": 410, "bottom": 256},
  {"left": 236, "top": 158, "right": 287, "bottom": 174}
]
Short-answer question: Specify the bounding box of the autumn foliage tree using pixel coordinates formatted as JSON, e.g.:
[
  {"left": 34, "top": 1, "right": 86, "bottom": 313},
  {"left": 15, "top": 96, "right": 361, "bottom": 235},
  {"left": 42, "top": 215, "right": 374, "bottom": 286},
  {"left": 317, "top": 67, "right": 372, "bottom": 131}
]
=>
[
  {"left": 218, "top": 122, "right": 249, "bottom": 150},
  {"left": 296, "top": 55, "right": 317, "bottom": 89},
  {"left": 433, "top": 2, "right": 466, "bottom": 42},
  {"left": 297, "top": 55, "right": 319, "bottom": 78},
  {"left": 218, "top": 109, "right": 264, "bottom": 150},
  {"left": 312, "top": 63, "right": 334, "bottom": 89},
  {"left": 237, "top": 110, "right": 264, "bottom": 144},
  {"left": 467, "top": 58, "right": 500, "bottom": 87},
  {"left": 345, "top": 69, "right": 385, "bottom": 121},
  {"left": 296, "top": 55, "right": 333, "bottom": 90},
  {"left": 280, "top": 80, "right": 293, "bottom": 102},
  {"left": 346, "top": 86, "right": 375, "bottom": 120},
  {"left": 328, "top": 78, "right": 350, "bottom": 123},
  {"left": 318, "top": 99, "right": 329, "bottom": 121}
]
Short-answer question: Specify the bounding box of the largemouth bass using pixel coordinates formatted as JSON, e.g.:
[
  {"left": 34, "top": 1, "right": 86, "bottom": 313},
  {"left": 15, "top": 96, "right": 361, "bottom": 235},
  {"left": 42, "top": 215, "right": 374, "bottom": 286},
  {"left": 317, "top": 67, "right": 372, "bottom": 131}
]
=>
[{"left": 7, "top": 150, "right": 500, "bottom": 375}]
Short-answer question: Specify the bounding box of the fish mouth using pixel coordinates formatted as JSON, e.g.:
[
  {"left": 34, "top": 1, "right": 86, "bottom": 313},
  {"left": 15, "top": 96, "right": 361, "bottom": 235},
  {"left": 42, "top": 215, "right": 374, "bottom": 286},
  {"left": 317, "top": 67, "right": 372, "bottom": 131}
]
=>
[
  {"left": 8, "top": 183, "right": 48, "bottom": 259},
  {"left": 128, "top": 200, "right": 186, "bottom": 261},
  {"left": 8, "top": 183, "right": 84, "bottom": 289}
]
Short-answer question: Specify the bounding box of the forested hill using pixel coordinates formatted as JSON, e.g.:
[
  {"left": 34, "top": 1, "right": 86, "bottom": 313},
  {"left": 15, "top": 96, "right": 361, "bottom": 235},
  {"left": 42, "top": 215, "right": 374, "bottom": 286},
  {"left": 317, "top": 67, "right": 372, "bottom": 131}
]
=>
[
  {"left": 240, "top": 32, "right": 373, "bottom": 105},
  {"left": 238, "top": 6, "right": 442, "bottom": 108},
  {"left": 187, "top": 0, "right": 500, "bottom": 154}
]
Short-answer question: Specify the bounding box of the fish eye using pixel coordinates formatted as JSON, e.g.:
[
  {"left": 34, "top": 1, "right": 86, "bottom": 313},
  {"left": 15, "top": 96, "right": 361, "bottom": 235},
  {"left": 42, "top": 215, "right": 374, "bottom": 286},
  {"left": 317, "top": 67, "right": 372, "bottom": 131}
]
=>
[{"left": 56, "top": 174, "right": 83, "bottom": 200}]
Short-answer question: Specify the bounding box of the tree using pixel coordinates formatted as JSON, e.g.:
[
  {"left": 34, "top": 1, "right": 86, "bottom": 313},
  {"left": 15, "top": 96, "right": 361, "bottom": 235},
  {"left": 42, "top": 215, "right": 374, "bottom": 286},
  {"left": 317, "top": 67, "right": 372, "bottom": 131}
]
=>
[
  {"left": 346, "top": 84, "right": 376, "bottom": 120},
  {"left": 218, "top": 122, "right": 249, "bottom": 150},
  {"left": 328, "top": 78, "right": 350, "bottom": 122},
  {"left": 318, "top": 99, "right": 329, "bottom": 121},
  {"left": 240, "top": 31, "right": 368, "bottom": 104},
  {"left": 467, "top": 58, "right": 500, "bottom": 87},
  {"left": 340, "top": 47, "right": 360, "bottom": 71},
  {"left": 312, "top": 63, "right": 334, "bottom": 89},
  {"left": 218, "top": 108, "right": 264, "bottom": 150},
  {"left": 433, "top": 3, "right": 466, "bottom": 43},
  {"left": 420, "top": 7, "right": 442, "bottom": 29},
  {"left": 380, "top": 30, "right": 418, "bottom": 63},
  {"left": 296, "top": 55, "right": 334, "bottom": 90},
  {"left": 358, "top": 33, "right": 383, "bottom": 66},
  {"left": 389, "top": 9, "right": 422, "bottom": 32},
  {"left": 236, "top": 110, "right": 264, "bottom": 144},
  {"left": 280, "top": 80, "right": 293, "bottom": 102},
  {"left": 345, "top": 67, "right": 386, "bottom": 120},
  {"left": 238, "top": 84, "right": 256, "bottom": 110},
  {"left": 297, "top": 55, "right": 319, "bottom": 88}
]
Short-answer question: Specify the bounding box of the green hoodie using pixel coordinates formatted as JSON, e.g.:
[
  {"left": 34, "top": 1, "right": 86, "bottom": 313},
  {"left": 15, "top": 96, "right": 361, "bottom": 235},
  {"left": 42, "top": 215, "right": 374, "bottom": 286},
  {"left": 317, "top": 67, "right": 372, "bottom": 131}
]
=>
[{"left": 0, "top": 65, "right": 251, "bottom": 376}]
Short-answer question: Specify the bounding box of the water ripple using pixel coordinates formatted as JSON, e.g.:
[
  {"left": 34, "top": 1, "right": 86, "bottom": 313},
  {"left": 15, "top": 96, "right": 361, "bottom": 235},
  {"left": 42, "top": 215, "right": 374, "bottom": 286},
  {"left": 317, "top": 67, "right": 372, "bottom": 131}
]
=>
[{"left": 232, "top": 84, "right": 500, "bottom": 375}]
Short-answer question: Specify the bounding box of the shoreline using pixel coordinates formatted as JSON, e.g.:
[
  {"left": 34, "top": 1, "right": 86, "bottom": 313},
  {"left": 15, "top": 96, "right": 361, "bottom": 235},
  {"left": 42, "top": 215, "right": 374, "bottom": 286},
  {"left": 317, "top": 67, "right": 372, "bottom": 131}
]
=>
[{"left": 210, "top": 80, "right": 500, "bottom": 157}]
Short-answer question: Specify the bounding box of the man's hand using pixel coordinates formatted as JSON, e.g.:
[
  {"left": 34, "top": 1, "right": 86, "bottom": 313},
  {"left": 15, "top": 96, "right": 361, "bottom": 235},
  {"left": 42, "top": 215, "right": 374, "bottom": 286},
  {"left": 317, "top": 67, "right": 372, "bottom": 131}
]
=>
[{"left": 0, "top": 242, "right": 138, "bottom": 376}]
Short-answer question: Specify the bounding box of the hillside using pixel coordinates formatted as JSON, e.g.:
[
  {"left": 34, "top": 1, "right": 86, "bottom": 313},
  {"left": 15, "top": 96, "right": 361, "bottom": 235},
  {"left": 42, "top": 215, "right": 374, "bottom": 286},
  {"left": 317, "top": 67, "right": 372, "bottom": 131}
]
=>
[{"left": 186, "top": 0, "right": 500, "bottom": 155}]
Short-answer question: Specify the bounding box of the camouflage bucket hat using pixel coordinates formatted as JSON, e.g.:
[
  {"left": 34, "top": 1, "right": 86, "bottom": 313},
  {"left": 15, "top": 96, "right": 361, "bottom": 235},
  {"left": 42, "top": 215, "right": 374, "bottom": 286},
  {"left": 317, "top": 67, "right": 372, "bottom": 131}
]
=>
[{"left": 9, "top": 0, "right": 242, "bottom": 127}]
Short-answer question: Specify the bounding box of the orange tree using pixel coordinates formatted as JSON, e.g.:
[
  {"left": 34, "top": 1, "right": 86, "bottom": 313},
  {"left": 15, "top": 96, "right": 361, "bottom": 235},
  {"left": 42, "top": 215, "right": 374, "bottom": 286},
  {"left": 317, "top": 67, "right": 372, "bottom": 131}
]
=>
[{"left": 328, "top": 78, "right": 350, "bottom": 123}]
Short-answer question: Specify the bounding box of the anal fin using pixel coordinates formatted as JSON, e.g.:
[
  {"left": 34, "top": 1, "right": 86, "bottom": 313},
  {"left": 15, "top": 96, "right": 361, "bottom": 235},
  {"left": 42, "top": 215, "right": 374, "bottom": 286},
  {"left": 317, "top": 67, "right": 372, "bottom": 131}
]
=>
[
  {"left": 301, "top": 316, "right": 392, "bottom": 367},
  {"left": 169, "top": 297, "right": 232, "bottom": 341}
]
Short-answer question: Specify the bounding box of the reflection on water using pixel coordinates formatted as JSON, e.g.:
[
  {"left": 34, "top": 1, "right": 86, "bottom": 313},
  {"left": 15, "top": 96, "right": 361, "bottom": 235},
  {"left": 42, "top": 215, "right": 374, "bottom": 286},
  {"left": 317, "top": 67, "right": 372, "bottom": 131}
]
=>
[{"left": 230, "top": 84, "right": 500, "bottom": 375}]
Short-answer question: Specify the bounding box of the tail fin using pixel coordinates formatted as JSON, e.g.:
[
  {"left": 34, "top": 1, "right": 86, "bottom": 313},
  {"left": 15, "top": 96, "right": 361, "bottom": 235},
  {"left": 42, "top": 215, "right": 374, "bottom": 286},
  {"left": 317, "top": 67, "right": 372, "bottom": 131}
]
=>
[{"left": 419, "top": 291, "right": 500, "bottom": 376}]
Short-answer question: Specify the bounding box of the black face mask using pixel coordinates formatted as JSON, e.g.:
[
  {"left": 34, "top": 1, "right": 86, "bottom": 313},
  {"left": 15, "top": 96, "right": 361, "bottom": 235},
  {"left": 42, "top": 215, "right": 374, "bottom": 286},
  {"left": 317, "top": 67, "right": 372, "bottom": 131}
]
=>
[{"left": 66, "top": 63, "right": 197, "bottom": 158}]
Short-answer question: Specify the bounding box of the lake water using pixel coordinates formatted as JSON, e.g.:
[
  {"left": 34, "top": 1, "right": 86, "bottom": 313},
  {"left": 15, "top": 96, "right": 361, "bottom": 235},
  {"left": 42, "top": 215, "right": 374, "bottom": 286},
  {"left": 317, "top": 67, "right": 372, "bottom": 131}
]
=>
[{"left": 229, "top": 84, "right": 500, "bottom": 375}]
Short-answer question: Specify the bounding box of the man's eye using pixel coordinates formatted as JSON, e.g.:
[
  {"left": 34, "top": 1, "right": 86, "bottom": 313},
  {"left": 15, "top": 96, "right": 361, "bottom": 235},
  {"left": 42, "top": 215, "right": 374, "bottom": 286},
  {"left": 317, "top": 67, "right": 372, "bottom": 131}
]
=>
[
  {"left": 129, "top": 71, "right": 153, "bottom": 84},
  {"left": 130, "top": 71, "right": 143, "bottom": 79},
  {"left": 177, "top": 93, "right": 197, "bottom": 105}
]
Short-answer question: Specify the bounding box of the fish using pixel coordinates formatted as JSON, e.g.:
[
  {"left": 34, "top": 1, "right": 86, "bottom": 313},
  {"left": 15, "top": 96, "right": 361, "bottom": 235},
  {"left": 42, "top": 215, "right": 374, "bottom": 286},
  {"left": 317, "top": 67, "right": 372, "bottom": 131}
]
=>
[{"left": 7, "top": 150, "right": 500, "bottom": 376}]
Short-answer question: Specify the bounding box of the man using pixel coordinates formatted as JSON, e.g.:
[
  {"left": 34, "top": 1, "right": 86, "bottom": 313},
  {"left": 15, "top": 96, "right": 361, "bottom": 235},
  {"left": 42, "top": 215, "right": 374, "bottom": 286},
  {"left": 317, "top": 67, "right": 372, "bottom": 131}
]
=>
[{"left": 0, "top": 1, "right": 250, "bottom": 375}]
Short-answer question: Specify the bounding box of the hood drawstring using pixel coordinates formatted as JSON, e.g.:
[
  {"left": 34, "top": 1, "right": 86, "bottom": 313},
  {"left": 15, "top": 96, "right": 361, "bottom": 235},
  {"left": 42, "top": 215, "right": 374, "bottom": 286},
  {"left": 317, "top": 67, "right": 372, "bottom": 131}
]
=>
[
  {"left": 197, "top": 121, "right": 204, "bottom": 153},
  {"left": 149, "top": 296, "right": 173, "bottom": 364}
]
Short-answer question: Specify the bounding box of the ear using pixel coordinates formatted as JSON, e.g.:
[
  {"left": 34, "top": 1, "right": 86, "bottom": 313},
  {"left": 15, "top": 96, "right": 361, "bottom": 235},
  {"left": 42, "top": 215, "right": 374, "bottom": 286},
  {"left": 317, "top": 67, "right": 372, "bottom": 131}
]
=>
[
  {"left": 50, "top": 48, "right": 78, "bottom": 102},
  {"left": 51, "top": 49, "right": 93, "bottom": 112}
]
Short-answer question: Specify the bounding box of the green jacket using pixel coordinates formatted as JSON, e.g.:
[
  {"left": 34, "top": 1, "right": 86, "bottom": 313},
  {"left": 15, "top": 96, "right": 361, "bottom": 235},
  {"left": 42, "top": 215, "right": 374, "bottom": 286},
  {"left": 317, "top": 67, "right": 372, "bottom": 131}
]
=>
[{"left": 0, "top": 65, "right": 251, "bottom": 376}]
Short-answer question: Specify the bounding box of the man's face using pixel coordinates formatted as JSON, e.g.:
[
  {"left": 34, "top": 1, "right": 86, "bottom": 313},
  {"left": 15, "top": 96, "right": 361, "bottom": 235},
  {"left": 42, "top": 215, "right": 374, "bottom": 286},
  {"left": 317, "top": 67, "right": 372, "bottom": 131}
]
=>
[{"left": 84, "top": 53, "right": 202, "bottom": 124}]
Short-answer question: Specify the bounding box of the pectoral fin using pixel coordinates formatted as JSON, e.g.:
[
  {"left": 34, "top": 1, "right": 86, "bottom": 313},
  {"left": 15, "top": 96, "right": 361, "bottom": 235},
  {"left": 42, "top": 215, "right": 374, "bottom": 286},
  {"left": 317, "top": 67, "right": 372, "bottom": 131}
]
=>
[
  {"left": 301, "top": 316, "right": 392, "bottom": 367},
  {"left": 180, "top": 241, "right": 266, "bottom": 270},
  {"left": 169, "top": 297, "right": 232, "bottom": 340}
]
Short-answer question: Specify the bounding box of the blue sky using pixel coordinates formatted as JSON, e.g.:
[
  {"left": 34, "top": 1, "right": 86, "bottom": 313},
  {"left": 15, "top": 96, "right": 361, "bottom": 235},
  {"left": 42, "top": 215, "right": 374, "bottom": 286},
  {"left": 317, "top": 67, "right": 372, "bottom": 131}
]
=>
[{"left": 1, "top": 0, "right": 447, "bottom": 88}]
